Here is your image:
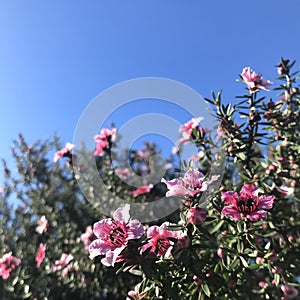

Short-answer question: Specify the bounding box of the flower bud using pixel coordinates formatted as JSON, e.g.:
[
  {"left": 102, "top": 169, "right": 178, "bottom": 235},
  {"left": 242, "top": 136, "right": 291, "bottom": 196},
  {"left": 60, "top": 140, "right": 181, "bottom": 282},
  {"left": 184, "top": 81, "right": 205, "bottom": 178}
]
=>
[
  {"left": 177, "top": 236, "right": 190, "bottom": 249},
  {"left": 256, "top": 257, "right": 263, "bottom": 264},
  {"left": 186, "top": 207, "right": 207, "bottom": 225},
  {"left": 259, "top": 281, "right": 267, "bottom": 288},
  {"left": 217, "top": 247, "right": 223, "bottom": 258}
]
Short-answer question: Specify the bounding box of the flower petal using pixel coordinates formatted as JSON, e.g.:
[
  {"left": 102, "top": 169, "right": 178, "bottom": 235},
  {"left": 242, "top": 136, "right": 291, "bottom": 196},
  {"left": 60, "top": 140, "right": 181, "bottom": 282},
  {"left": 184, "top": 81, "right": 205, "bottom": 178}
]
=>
[
  {"left": 258, "top": 195, "right": 275, "bottom": 210},
  {"left": 161, "top": 178, "right": 178, "bottom": 188},
  {"left": 127, "top": 219, "right": 144, "bottom": 240},
  {"left": 101, "top": 246, "right": 124, "bottom": 267},
  {"left": 221, "top": 206, "right": 241, "bottom": 220},
  {"left": 166, "top": 185, "right": 190, "bottom": 197},
  {"left": 200, "top": 175, "right": 220, "bottom": 191},
  {"left": 247, "top": 210, "right": 267, "bottom": 221},
  {"left": 140, "top": 241, "right": 156, "bottom": 255},
  {"left": 159, "top": 222, "right": 180, "bottom": 238},
  {"left": 240, "top": 184, "right": 259, "bottom": 198},
  {"left": 146, "top": 225, "right": 159, "bottom": 238},
  {"left": 113, "top": 204, "right": 130, "bottom": 223},
  {"left": 89, "top": 239, "right": 112, "bottom": 259},
  {"left": 93, "top": 219, "right": 112, "bottom": 238},
  {"left": 221, "top": 191, "right": 239, "bottom": 205}
]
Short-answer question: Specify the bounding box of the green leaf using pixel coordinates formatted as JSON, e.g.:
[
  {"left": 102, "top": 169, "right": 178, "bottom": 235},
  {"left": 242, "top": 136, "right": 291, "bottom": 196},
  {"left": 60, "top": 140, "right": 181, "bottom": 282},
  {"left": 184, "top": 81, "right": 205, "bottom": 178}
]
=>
[
  {"left": 274, "top": 274, "right": 280, "bottom": 286},
  {"left": 201, "top": 283, "right": 211, "bottom": 297},
  {"left": 249, "top": 263, "right": 260, "bottom": 269},
  {"left": 208, "top": 220, "right": 224, "bottom": 234},
  {"left": 236, "top": 152, "right": 246, "bottom": 161},
  {"left": 240, "top": 256, "right": 249, "bottom": 268}
]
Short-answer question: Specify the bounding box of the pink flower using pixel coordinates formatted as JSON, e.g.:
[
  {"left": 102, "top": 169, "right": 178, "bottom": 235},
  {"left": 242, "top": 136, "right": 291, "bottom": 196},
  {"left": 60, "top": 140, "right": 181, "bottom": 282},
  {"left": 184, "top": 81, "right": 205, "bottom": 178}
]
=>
[
  {"left": 52, "top": 253, "right": 73, "bottom": 277},
  {"left": 140, "top": 222, "right": 180, "bottom": 257},
  {"left": 280, "top": 284, "right": 299, "bottom": 299},
  {"left": 94, "top": 128, "right": 117, "bottom": 156},
  {"left": 89, "top": 204, "right": 144, "bottom": 266},
  {"left": 162, "top": 169, "right": 219, "bottom": 198},
  {"left": 0, "top": 187, "right": 3, "bottom": 193},
  {"left": 186, "top": 207, "right": 207, "bottom": 224},
  {"left": 54, "top": 142, "right": 75, "bottom": 162},
  {"left": 165, "top": 163, "right": 173, "bottom": 170},
  {"left": 94, "top": 141, "right": 108, "bottom": 156},
  {"left": 217, "top": 247, "right": 223, "bottom": 258},
  {"left": 128, "top": 285, "right": 147, "bottom": 299},
  {"left": 132, "top": 184, "right": 153, "bottom": 196},
  {"left": 240, "top": 67, "right": 273, "bottom": 93},
  {"left": 0, "top": 252, "right": 21, "bottom": 280},
  {"left": 259, "top": 281, "right": 267, "bottom": 288},
  {"left": 178, "top": 117, "right": 207, "bottom": 144},
  {"left": 190, "top": 151, "right": 205, "bottom": 162},
  {"left": 278, "top": 186, "right": 294, "bottom": 198},
  {"left": 138, "top": 146, "right": 150, "bottom": 159},
  {"left": 221, "top": 184, "right": 275, "bottom": 221},
  {"left": 277, "top": 59, "right": 290, "bottom": 75},
  {"left": 35, "top": 215, "right": 48, "bottom": 234},
  {"left": 172, "top": 146, "right": 180, "bottom": 154},
  {"left": 115, "top": 168, "right": 132, "bottom": 180},
  {"left": 256, "top": 257, "right": 263, "bottom": 264},
  {"left": 36, "top": 243, "right": 46, "bottom": 268},
  {"left": 80, "top": 225, "right": 94, "bottom": 251}
]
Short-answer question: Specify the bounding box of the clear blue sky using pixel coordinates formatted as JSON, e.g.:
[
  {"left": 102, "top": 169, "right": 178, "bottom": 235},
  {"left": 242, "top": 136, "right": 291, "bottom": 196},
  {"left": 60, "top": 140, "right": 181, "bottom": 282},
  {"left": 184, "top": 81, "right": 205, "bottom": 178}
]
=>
[{"left": 1, "top": 1, "right": 300, "bottom": 186}]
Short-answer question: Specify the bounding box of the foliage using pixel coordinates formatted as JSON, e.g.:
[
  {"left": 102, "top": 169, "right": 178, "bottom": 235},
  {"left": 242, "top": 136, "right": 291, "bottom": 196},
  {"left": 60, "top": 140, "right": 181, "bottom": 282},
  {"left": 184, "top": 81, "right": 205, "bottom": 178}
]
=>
[{"left": 0, "top": 58, "right": 300, "bottom": 299}]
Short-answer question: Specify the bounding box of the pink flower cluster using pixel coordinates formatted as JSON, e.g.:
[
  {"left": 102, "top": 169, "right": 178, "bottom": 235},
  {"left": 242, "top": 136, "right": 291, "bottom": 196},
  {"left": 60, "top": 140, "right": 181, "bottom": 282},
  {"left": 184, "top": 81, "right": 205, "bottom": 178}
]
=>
[
  {"left": 186, "top": 206, "right": 207, "bottom": 225},
  {"left": 35, "top": 215, "right": 48, "bottom": 234},
  {"left": 36, "top": 243, "right": 46, "bottom": 268},
  {"left": 162, "top": 169, "right": 219, "bottom": 198},
  {"left": 115, "top": 168, "right": 132, "bottom": 180},
  {"left": 54, "top": 142, "right": 75, "bottom": 162},
  {"left": 132, "top": 184, "right": 153, "bottom": 196},
  {"left": 94, "top": 128, "right": 117, "bottom": 156},
  {"left": 0, "top": 252, "right": 21, "bottom": 280},
  {"left": 52, "top": 253, "right": 74, "bottom": 277},
  {"left": 241, "top": 67, "right": 273, "bottom": 93},
  {"left": 221, "top": 184, "right": 275, "bottom": 221},
  {"left": 178, "top": 117, "right": 207, "bottom": 145},
  {"left": 89, "top": 204, "right": 144, "bottom": 266}
]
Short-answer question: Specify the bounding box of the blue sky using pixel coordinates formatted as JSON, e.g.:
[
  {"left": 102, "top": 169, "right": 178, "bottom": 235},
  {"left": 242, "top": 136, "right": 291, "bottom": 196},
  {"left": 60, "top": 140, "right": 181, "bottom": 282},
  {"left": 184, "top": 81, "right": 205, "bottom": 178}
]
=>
[{"left": 1, "top": 1, "right": 300, "bottom": 186}]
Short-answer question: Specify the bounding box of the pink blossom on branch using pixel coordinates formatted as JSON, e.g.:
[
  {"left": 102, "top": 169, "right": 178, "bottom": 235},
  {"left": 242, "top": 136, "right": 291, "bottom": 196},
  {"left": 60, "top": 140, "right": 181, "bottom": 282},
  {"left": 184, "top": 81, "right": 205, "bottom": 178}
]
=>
[
  {"left": 35, "top": 215, "right": 48, "bottom": 234},
  {"left": 54, "top": 142, "right": 75, "bottom": 162},
  {"left": 94, "top": 128, "right": 117, "bottom": 156},
  {"left": 186, "top": 206, "right": 207, "bottom": 225},
  {"left": 161, "top": 169, "right": 219, "bottom": 198},
  {"left": 132, "top": 184, "right": 153, "bottom": 196},
  {"left": 115, "top": 168, "right": 133, "bottom": 180},
  {"left": 240, "top": 67, "right": 273, "bottom": 93},
  {"left": 128, "top": 285, "right": 147, "bottom": 299},
  {"left": 140, "top": 222, "right": 180, "bottom": 257},
  {"left": 221, "top": 184, "right": 275, "bottom": 221},
  {"left": 52, "top": 253, "right": 74, "bottom": 277},
  {"left": 80, "top": 225, "right": 94, "bottom": 252},
  {"left": 178, "top": 117, "right": 207, "bottom": 145},
  {"left": 89, "top": 204, "right": 144, "bottom": 266},
  {"left": 177, "top": 235, "right": 190, "bottom": 249},
  {"left": 0, "top": 252, "right": 21, "bottom": 280},
  {"left": 36, "top": 243, "right": 46, "bottom": 268}
]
